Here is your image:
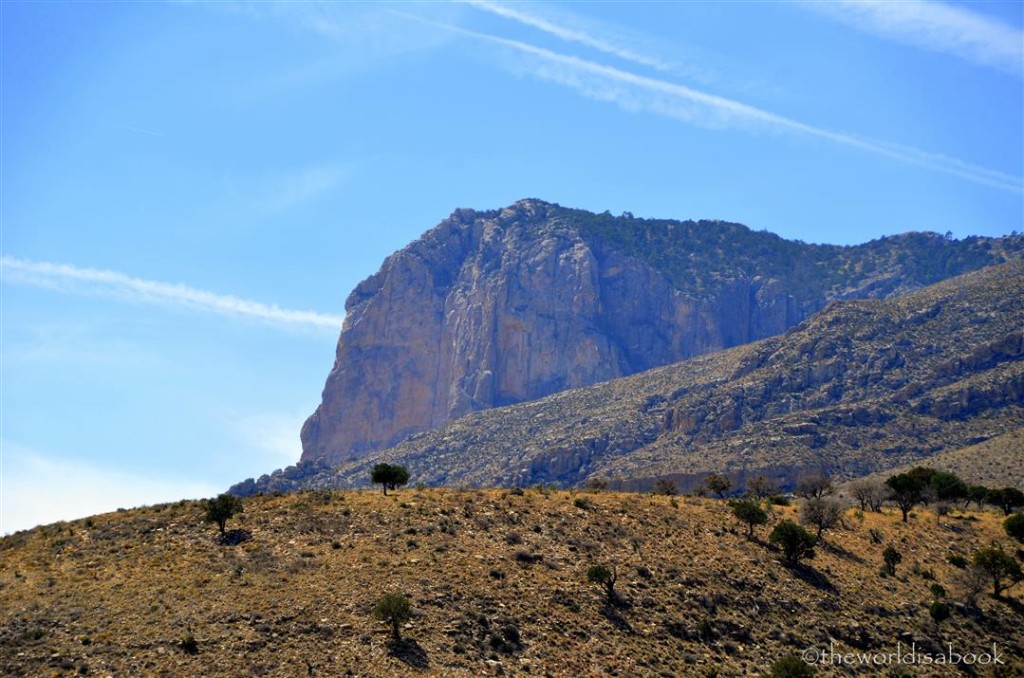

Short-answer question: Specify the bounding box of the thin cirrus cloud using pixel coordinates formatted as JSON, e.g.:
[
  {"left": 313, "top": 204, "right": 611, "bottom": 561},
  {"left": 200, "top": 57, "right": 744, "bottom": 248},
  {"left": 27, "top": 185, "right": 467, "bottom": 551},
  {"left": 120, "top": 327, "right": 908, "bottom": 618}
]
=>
[
  {"left": 803, "top": 0, "right": 1024, "bottom": 78},
  {"left": 461, "top": 0, "right": 675, "bottom": 73},
  {"left": 1, "top": 256, "right": 345, "bottom": 331},
  {"left": 397, "top": 12, "right": 1021, "bottom": 196}
]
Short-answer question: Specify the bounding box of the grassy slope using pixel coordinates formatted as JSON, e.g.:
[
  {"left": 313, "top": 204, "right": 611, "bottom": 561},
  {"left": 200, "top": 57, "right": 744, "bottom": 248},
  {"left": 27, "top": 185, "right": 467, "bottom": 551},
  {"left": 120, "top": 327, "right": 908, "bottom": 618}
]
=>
[{"left": 2, "top": 489, "right": 1022, "bottom": 677}]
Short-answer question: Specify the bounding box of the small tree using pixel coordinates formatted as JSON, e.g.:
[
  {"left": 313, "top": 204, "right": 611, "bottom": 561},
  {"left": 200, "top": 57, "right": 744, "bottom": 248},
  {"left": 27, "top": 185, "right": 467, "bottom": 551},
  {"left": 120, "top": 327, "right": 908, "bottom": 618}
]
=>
[
  {"left": 882, "top": 545, "right": 902, "bottom": 575},
  {"left": 372, "top": 593, "right": 412, "bottom": 641},
  {"left": 769, "top": 520, "right": 816, "bottom": 564},
  {"left": 967, "top": 485, "right": 989, "bottom": 510},
  {"left": 704, "top": 473, "right": 732, "bottom": 499},
  {"left": 653, "top": 478, "right": 677, "bottom": 496},
  {"left": 1005, "top": 513, "right": 1024, "bottom": 543},
  {"left": 972, "top": 547, "right": 1023, "bottom": 597},
  {"left": 371, "top": 463, "right": 410, "bottom": 496},
  {"left": 204, "top": 494, "right": 243, "bottom": 535},
  {"left": 745, "top": 474, "right": 777, "bottom": 499},
  {"left": 929, "top": 471, "right": 968, "bottom": 503},
  {"left": 586, "top": 564, "right": 618, "bottom": 604},
  {"left": 929, "top": 600, "right": 951, "bottom": 628},
  {"left": 800, "top": 498, "right": 843, "bottom": 541},
  {"left": 885, "top": 472, "right": 928, "bottom": 522},
  {"left": 795, "top": 473, "right": 834, "bottom": 500},
  {"left": 849, "top": 478, "right": 890, "bottom": 512},
  {"left": 986, "top": 488, "right": 1024, "bottom": 516},
  {"left": 732, "top": 499, "right": 768, "bottom": 537}
]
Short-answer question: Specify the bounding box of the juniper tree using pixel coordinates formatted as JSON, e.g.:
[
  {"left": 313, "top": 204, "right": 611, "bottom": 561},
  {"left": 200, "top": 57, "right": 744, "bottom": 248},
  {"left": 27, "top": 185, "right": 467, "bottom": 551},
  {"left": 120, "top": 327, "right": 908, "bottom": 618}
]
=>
[{"left": 204, "top": 494, "right": 243, "bottom": 535}]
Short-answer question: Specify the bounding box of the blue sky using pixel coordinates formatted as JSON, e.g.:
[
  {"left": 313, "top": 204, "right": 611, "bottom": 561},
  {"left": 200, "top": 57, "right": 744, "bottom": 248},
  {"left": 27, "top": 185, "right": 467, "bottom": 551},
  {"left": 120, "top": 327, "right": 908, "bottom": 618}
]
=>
[{"left": 2, "top": 1, "right": 1021, "bottom": 533}]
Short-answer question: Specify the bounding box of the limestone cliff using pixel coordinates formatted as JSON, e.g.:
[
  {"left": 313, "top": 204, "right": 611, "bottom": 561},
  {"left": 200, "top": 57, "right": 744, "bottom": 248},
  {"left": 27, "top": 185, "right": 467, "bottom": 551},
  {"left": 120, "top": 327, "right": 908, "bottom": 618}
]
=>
[{"left": 300, "top": 199, "right": 1021, "bottom": 465}]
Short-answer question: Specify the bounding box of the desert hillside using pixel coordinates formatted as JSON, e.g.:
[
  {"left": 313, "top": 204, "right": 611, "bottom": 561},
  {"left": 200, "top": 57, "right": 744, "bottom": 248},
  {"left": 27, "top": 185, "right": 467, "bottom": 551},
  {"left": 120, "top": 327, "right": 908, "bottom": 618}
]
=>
[{"left": 2, "top": 488, "right": 1022, "bottom": 677}]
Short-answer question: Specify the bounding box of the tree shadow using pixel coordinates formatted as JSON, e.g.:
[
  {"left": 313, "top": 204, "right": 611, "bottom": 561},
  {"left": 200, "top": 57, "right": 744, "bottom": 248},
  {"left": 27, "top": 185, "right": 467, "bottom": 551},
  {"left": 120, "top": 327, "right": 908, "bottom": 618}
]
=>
[
  {"left": 821, "top": 540, "right": 865, "bottom": 564},
  {"left": 388, "top": 638, "right": 429, "bottom": 669},
  {"left": 600, "top": 603, "right": 635, "bottom": 634},
  {"left": 216, "top": 529, "right": 252, "bottom": 546},
  {"left": 995, "top": 595, "right": 1024, "bottom": 618},
  {"left": 786, "top": 562, "right": 837, "bottom": 593}
]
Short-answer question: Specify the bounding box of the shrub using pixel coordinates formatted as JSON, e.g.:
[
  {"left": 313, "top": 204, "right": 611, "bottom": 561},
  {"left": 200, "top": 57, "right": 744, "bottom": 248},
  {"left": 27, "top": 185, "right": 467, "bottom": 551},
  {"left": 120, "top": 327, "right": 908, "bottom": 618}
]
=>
[
  {"left": 849, "top": 478, "right": 890, "bottom": 512},
  {"left": 929, "top": 583, "right": 946, "bottom": 600},
  {"left": 986, "top": 488, "right": 1024, "bottom": 516},
  {"left": 731, "top": 499, "right": 768, "bottom": 537},
  {"left": 653, "top": 479, "right": 678, "bottom": 496},
  {"left": 582, "top": 478, "right": 608, "bottom": 492},
  {"left": 370, "top": 464, "right": 410, "bottom": 496},
  {"left": 573, "top": 497, "right": 591, "bottom": 510},
  {"left": 972, "top": 547, "right": 1023, "bottom": 597},
  {"left": 799, "top": 498, "right": 843, "bottom": 540},
  {"left": 586, "top": 564, "right": 618, "bottom": 604},
  {"left": 768, "top": 494, "right": 791, "bottom": 507},
  {"left": 704, "top": 473, "right": 732, "bottom": 499},
  {"left": 1005, "top": 513, "right": 1024, "bottom": 543},
  {"left": 372, "top": 593, "right": 412, "bottom": 641},
  {"left": 179, "top": 633, "right": 198, "bottom": 655},
  {"left": 885, "top": 471, "right": 929, "bottom": 522},
  {"left": 745, "top": 474, "right": 777, "bottom": 499},
  {"left": 203, "top": 494, "right": 243, "bottom": 535},
  {"left": 768, "top": 655, "right": 816, "bottom": 677},
  {"left": 795, "top": 473, "right": 834, "bottom": 500},
  {"left": 769, "top": 520, "right": 816, "bottom": 564},
  {"left": 929, "top": 601, "right": 951, "bottom": 626},
  {"left": 946, "top": 554, "right": 968, "bottom": 568},
  {"left": 882, "top": 545, "right": 902, "bottom": 576}
]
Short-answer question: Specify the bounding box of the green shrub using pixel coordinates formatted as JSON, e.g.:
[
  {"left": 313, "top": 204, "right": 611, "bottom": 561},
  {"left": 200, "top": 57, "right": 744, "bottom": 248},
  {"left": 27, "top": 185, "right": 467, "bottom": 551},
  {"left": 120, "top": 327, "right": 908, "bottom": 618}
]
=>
[
  {"left": 882, "top": 545, "right": 902, "bottom": 575},
  {"left": 203, "top": 494, "right": 243, "bottom": 535},
  {"left": 1004, "top": 513, "right": 1024, "bottom": 543},
  {"left": 972, "top": 547, "right": 1023, "bottom": 597},
  {"left": 731, "top": 499, "right": 768, "bottom": 537},
  {"left": 372, "top": 593, "right": 412, "bottom": 641},
  {"left": 768, "top": 655, "right": 816, "bottom": 677},
  {"left": 586, "top": 564, "right": 618, "bottom": 603},
  {"left": 769, "top": 520, "right": 816, "bottom": 564}
]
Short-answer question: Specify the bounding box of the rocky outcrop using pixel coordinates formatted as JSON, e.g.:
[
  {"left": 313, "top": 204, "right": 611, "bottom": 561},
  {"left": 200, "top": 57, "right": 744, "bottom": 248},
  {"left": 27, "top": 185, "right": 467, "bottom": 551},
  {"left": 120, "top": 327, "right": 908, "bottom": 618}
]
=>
[
  {"left": 302, "top": 201, "right": 807, "bottom": 464},
  {"left": 300, "top": 200, "right": 1023, "bottom": 465}
]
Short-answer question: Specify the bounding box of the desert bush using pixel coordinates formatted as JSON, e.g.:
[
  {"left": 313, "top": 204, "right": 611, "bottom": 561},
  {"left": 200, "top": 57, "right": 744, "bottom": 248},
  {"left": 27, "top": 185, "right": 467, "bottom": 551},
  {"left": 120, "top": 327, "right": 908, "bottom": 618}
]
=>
[
  {"left": 731, "top": 499, "right": 768, "bottom": 537},
  {"left": 929, "top": 601, "right": 951, "bottom": 626},
  {"left": 203, "top": 494, "right": 243, "bottom": 535},
  {"left": 800, "top": 498, "right": 843, "bottom": 540},
  {"left": 946, "top": 553, "right": 968, "bottom": 568},
  {"left": 986, "top": 487, "right": 1024, "bottom": 516},
  {"left": 849, "top": 478, "right": 890, "bottom": 512},
  {"left": 972, "top": 547, "right": 1023, "bottom": 597},
  {"left": 882, "top": 545, "right": 902, "bottom": 576},
  {"left": 769, "top": 520, "right": 816, "bottom": 564},
  {"left": 703, "top": 474, "right": 732, "bottom": 499},
  {"left": 654, "top": 478, "right": 678, "bottom": 496},
  {"left": 586, "top": 564, "right": 618, "bottom": 604},
  {"left": 745, "top": 474, "right": 777, "bottom": 499},
  {"left": 795, "top": 473, "right": 834, "bottom": 500},
  {"left": 372, "top": 593, "right": 412, "bottom": 641},
  {"left": 1005, "top": 513, "right": 1024, "bottom": 543},
  {"left": 371, "top": 464, "right": 410, "bottom": 496},
  {"left": 768, "top": 655, "right": 815, "bottom": 677}
]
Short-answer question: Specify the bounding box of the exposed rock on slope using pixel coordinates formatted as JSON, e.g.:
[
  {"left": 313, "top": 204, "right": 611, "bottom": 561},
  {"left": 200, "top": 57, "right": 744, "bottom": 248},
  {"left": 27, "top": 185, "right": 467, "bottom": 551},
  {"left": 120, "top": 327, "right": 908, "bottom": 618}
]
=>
[
  {"left": 279, "top": 262, "right": 1024, "bottom": 494},
  {"left": 301, "top": 199, "right": 1022, "bottom": 465}
]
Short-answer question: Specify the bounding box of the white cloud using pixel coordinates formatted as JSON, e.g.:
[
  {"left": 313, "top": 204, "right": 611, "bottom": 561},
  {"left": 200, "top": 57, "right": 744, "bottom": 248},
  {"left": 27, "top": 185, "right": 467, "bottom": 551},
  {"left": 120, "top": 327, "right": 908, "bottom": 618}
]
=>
[
  {"left": 1, "top": 257, "right": 345, "bottom": 331},
  {"left": 401, "top": 14, "right": 1021, "bottom": 195},
  {"left": 804, "top": 0, "right": 1024, "bottom": 78},
  {"left": 462, "top": 0, "right": 676, "bottom": 73},
  {"left": 0, "top": 443, "right": 221, "bottom": 534}
]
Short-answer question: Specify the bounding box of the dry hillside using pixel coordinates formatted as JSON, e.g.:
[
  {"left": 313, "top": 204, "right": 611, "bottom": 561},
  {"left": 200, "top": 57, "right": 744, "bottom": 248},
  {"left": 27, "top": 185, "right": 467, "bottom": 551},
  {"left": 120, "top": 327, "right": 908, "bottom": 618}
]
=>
[{"left": 2, "top": 489, "right": 1023, "bottom": 677}]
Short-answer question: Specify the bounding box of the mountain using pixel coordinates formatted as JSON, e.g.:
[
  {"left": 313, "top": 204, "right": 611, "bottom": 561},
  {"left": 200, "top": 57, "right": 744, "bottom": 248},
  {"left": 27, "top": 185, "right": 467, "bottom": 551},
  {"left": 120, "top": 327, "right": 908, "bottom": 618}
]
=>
[
  {"left": 4, "top": 489, "right": 1021, "bottom": 677},
  {"left": 299, "top": 199, "right": 1023, "bottom": 467},
  {"left": 242, "top": 261, "right": 1023, "bottom": 495}
]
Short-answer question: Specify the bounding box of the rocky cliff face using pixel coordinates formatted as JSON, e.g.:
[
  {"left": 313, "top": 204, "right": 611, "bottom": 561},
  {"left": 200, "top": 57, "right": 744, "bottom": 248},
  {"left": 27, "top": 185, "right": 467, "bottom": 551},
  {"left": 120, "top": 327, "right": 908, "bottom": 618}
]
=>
[{"left": 300, "top": 199, "right": 1022, "bottom": 465}]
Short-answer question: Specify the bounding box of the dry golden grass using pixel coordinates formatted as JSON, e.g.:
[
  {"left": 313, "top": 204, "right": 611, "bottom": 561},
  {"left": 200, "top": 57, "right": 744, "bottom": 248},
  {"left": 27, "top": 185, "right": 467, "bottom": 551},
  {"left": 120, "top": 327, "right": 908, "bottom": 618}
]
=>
[{"left": 2, "top": 489, "right": 1022, "bottom": 677}]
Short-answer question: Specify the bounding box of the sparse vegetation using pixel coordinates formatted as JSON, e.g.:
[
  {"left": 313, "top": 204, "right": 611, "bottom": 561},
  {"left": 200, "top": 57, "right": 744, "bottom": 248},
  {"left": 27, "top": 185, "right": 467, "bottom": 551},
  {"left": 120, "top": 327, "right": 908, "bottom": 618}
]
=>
[
  {"left": 586, "top": 564, "right": 618, "bottom": 604},
  {"left": 768, "top": 654, "right": 816, "bottom": 677},
  {"left": 882, "top": 545, "right": 902, "bottom": 576},
  {"left": 703, "top": 473, "right": 731, "bottom": 499},
  {"left": 972, "top": 547, "right": 1023, "bottom": 597},
  {"left": 1005, "top": 513, "right": 1024, "bottom": 542},
  {"left": 769, "top": 520, "right": 816, "bottom": 564},
  {"left": 372, "top": 593, "right": 412, "bottom": 641},
  {"left": 849, "top": 478, "right": 889, "bottom": 512},
  {"left": 203, "top": 494, "right": 243, "bottom": 535},
  {"left": 731, "top": 499, "right": 768, "bottom": 537},
  {"left": 799, "top": 498, "right": 842, "bottom": 541},
  {"left": 370, "top": 463, "right": 410, "bottom": 496}
]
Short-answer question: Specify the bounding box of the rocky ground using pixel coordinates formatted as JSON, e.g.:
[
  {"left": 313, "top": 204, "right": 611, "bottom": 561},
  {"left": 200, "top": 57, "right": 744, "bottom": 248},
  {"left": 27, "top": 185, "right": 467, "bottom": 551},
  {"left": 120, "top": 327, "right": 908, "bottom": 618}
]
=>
[{"left": 2, "top": 488, "right": 1022, "bottom": 676}]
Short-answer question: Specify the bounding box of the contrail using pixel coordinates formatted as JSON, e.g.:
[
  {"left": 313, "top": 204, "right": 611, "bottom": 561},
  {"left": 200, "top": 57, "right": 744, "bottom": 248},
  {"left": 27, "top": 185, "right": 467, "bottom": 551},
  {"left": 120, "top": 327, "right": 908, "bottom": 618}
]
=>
[{"left": 1, "top": 256, "right": 345, "bottom": 331}]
